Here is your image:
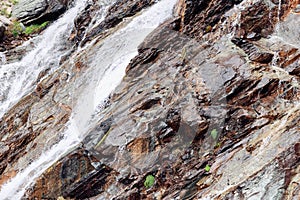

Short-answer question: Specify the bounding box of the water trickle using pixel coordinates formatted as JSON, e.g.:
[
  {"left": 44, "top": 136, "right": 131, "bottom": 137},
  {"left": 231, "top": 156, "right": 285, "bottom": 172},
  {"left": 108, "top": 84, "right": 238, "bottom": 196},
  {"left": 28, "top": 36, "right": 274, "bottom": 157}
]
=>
[
  {"left": 0, "top": 52, "right": 6, "bottom": 65},
  {"left": 275, "top": 0, "right": 282, "bottom": 34},
  {"left": 278, "top": 0, "right": 282, "bottom": 20},
  {"left": 78, "top": 0, "right": 114, "bottom": 49},
  {"left": 0, "top": 118, "right": 80, "bottom": 200}
]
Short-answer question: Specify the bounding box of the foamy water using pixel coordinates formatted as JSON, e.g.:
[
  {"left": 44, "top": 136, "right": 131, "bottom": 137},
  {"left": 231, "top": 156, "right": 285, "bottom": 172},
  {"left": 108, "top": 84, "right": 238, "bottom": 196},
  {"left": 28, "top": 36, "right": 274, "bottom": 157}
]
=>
[{"left": 0, "top": 0, "right": 86, "bottom": 118}]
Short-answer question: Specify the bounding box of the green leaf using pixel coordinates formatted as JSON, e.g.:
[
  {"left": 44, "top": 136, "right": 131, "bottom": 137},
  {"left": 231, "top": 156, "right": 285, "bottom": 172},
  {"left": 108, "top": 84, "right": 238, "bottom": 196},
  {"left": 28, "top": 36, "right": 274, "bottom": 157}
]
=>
[
  {"left": 204, "top": 164, "right": 211, "bottom": 172},
  {"left": 210, "top": 129, "right": 218, "bottom": 140},
  {"left": 144, "top": 175, "right": 155, "bottom": 188},
  {"left": 214, "top": 142, "right": 221, "bottom": 148}
]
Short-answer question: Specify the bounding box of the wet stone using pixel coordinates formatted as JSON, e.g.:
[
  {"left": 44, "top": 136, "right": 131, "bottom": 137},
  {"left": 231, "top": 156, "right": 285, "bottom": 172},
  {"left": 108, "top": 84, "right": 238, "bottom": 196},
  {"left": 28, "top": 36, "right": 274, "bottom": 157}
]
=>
[{"left": 1, "top": 0, "right": 300, "bottom": 199}]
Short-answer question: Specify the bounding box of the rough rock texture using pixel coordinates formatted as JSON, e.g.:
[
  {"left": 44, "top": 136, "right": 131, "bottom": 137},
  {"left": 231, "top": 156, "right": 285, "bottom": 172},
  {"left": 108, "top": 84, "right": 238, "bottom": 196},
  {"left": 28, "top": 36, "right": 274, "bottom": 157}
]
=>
[
  {"left": 12, "top": 0, "right": 72, "bottom": 25},
  {"left": 0, "top": 21, "right": 5, "bottom": 41},
  {"left": 81, "top": 0, "right": 156, "bottom": 45},
  {"left": 0, "top": 0, "right": 157, "bottom": 194},
  {"left": 0, "top": 1, "right": 12, "bottom": 42},
  {"left": 0, "top": 0, "right": 300, "bottom": 199},
  {"left": 0, "top": 16, "right": 12, "bottom": 26},
  {"left": 0, "top": 0, "right": 70, "bottom": 52}
]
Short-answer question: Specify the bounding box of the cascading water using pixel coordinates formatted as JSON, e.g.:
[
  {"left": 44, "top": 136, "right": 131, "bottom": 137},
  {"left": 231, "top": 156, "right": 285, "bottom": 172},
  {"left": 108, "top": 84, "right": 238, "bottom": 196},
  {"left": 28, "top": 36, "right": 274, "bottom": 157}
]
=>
[
  {"left": 0, "top": 52, "right": 6, "bottom": 65},
  {"left": 0, "top": 0, "right": 86, "bottom": 119},
  {"left": 72, "top": 0, "right": 177, "bottom": 133},
  {"left": 0, "top": 0, "right": 176, "bottom": 198}
]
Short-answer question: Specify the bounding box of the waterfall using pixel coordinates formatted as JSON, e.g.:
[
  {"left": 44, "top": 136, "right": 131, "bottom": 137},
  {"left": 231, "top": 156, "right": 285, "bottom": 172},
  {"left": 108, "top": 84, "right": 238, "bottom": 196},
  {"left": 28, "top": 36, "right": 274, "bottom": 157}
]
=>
[
  {"left": 0, "top": 0, "right": 176, "bottom": 198},
  {"left": 0, "top": 0, "right": 86, "bottom": 119}
]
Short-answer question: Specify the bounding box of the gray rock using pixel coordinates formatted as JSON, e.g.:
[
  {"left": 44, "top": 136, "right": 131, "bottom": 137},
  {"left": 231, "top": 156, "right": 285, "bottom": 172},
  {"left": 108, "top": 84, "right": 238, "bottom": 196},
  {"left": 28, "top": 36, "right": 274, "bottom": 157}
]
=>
[
  {"left": 294, "top": 4, "right": 300, "bottom": 13},
  {"left": 12, "top": 0, "right": 69, "bottom": 25},
  {"left": 0, "top": 16, "right": 12, "bottom": 26}
]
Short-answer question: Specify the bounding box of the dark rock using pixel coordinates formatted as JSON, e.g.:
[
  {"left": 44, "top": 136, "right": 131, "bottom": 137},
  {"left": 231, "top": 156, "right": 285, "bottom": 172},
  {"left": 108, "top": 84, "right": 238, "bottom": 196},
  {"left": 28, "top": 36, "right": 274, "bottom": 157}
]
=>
[
  {"left": 177, "top": 0, "right": 242, "bottom": 40},
  {"left": 27, "top": 149, "right": 98, "bottom": 198},
  {"left": 231, "top": 38, "right": 274, "bottom": 64},
  {"left": 126, "top": 48, "right": 161, "bottom": 73},
  {"left": 166, "top": 108, "right": 181, "bottom": 132},
  {"left": 69, "top": 0, "right": 99, "bottom": 43},
  {"left": 63, "top": 164, "right": 113, "bottom": 199},
  {"left": 12, "top": 0, "right": 72, "bottom": 25},
  {"left": 0, "top": 22, "right": 5, "bottom": 41}
]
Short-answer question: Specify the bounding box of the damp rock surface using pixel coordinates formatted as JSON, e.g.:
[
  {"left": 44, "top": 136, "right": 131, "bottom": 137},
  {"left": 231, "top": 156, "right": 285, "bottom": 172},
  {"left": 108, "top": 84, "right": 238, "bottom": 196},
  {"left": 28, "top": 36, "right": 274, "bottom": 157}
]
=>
[
  {"left": 12, "top": 0, "right": 73, "bottom": 25},
  {"left": 0, "top": 0, "right": 299, "bottom": 199}
]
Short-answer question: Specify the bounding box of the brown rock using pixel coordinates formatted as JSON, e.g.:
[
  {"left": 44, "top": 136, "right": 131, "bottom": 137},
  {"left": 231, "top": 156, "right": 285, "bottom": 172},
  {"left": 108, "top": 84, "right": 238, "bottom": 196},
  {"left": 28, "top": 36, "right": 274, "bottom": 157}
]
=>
[{"left": 1, "top": 0, "right": 300, "bottom": 199}]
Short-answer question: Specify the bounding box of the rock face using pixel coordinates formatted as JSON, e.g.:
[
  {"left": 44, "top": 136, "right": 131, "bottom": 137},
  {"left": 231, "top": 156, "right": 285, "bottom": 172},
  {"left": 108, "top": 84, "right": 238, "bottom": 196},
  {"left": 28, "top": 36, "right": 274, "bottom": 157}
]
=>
[
  {"left": 0, "top": 0, "right": 300, "bottom": 199},
  {"left": 81, "top": 0, "right": 156, "bottom": 45},
  {"left": 0, "top": 21, "right": 5, "bottom": 41},
  {"left": 12, "top": 0, "right": 72, "bottom": 25}
]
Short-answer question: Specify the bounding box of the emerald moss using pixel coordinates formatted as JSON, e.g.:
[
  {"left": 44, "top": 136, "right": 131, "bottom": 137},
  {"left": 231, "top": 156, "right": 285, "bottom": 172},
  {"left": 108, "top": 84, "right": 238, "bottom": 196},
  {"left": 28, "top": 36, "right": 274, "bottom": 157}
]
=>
[
  {"left": 11, "top": 21, "right": 23, "bottom": 37},
  {"left": 10, "top": 0, "right": 19, "bottom": 5},
  {"left": 210, "top": 129, "right": 218, "bottom": 140},
  {"left": 144, "top": 175, "right": 155, "bottom": 189},
  {"left": 24, "top": 21, "right": 49, "bottom": 35},
  {"left": 9, "top": 21, "right": 49, "bottom": 37},
  {"left": 204, "top": 164, "right": 211, "bottom": 172}
]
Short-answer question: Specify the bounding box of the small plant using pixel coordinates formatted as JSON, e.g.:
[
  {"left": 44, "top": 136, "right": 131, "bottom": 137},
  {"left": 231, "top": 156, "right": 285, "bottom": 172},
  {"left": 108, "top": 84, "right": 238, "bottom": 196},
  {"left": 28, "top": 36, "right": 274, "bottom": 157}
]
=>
[
  {"left": 9, "top": 21, "right": 49, "bottom": 37},
  {"left": 144, "top": 175, "right": 155, "bottom": 189},
  {"left": 214, "top": 142, "right": 221, "bottom": 148},
  {"left": 11, "top": 21, "right": 23, "bottom": 37},
  {"left": 204, "top": 164, "right": 211, "bottom": 172},
  {"left": 210, "top": 129, "right": 218, "bottom": 140},
  {"left": 205, "top": 25, "right": 212, "bottom": 33},
  {"left": 24, "top": 21, "right": 49, "bottom": 35}
]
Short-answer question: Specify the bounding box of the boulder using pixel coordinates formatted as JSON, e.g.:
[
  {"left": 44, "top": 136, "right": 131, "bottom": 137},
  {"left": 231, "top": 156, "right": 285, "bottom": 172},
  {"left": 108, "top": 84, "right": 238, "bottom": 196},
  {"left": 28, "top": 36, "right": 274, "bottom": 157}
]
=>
[
  {"left": 12, "top": 0, "right": 71, "bottom": 25},
  {"left": 0, "top": 16, "right": 12, "bottom": 26}
]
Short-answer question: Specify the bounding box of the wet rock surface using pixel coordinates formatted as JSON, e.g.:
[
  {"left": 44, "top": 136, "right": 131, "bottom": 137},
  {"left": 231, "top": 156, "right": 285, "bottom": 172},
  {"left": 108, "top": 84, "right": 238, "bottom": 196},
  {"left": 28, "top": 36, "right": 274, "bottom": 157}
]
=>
[
  {"left": 0, "top": 0, "right": 300, "bottom": 199},
  {"left": 0, "top": 0, "right": 161, "bottom": 195},
  {"left": 0, "top": 0, "right": 71, "bottom": 53},
  {"left": 12, "top": 0, "right": 73, "bottom": 25},
  {"left": 81, "top": 0, "right": 156, "bottom": 45},
  {"left": 0, "top": 21, "right": 5, "bottom": 41}
]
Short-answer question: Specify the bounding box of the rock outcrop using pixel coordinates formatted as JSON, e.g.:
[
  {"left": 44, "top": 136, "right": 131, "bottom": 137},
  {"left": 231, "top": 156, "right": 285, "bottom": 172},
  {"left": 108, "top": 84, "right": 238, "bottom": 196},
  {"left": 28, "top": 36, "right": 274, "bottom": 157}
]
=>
[
  {"left": 0, "top": 0, "right": 300, "bottom": 199},
  {"left": 12, "top": 0, "right": 72, "bottom": 25},
  {"left": 0, "top": 3, "right": 13, "bottom": 42}
]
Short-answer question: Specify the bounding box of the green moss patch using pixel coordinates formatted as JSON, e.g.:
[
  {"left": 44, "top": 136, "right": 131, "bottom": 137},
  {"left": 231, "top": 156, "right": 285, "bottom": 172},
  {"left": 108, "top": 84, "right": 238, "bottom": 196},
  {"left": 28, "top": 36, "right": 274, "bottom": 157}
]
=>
[
  {"left": 9, "top": 21, "right": 49, "bottom": 37},
  {"left": 144, "top": 175, "right": 155, "bottom": 189}
]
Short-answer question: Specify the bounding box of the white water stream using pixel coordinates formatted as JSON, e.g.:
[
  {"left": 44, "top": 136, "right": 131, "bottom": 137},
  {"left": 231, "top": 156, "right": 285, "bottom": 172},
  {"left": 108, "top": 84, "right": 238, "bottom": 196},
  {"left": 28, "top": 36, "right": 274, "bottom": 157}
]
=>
[
  {"left": 0, "top": 0, "right": 86, "bottom": 119},
  {"left": 0, "top": 0, "right": 176, "bottom": 198}
]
